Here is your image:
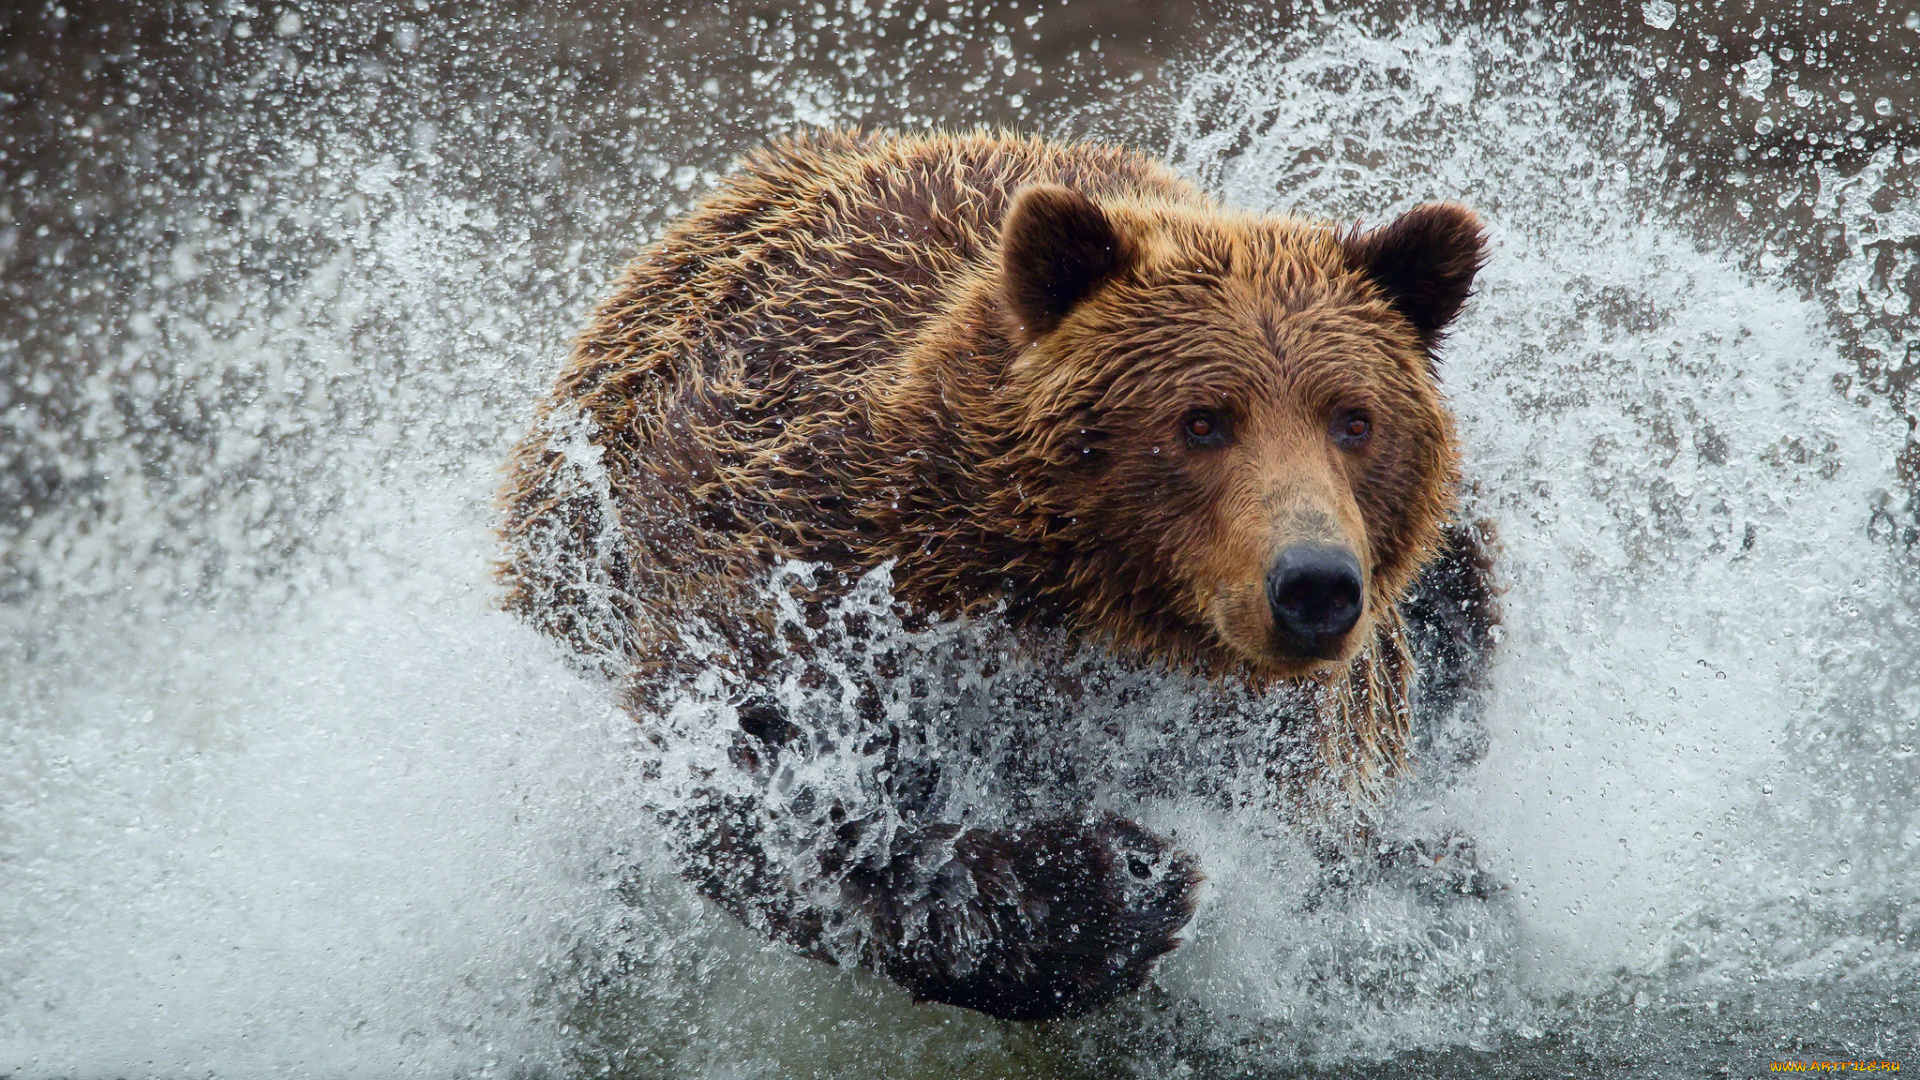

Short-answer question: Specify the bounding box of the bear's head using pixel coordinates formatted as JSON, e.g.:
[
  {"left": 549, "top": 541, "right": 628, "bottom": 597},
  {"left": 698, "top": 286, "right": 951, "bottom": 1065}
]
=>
[{"left": 990, "top": 184, "right": 1484, "bottom": 680}]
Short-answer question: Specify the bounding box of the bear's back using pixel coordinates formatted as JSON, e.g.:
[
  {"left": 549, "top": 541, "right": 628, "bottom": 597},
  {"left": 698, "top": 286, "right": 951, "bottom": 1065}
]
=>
[
  {"left": 558, "top": 131, "right": 1200, "bottom": 445},
  {"left": 498, "top": 132, "right": 1202, "bottom": 661}
]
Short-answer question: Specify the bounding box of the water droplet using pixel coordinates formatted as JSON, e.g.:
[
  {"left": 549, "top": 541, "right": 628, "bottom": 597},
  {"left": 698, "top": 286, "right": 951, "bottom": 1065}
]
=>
[{"left": 1741, "top": 54, "right": 1774, "bottom": 99}]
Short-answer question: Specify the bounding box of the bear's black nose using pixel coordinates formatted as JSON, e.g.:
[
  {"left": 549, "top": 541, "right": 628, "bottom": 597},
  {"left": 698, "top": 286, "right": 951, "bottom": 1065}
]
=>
[{"left": 1267, "top": 545, "right": 1364, "bottom": 658}]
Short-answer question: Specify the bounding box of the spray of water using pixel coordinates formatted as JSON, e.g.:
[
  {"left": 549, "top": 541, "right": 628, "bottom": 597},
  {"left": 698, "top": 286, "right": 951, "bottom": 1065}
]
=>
[
  {"left": 3, "top": 3, "right": 1915, "bottom": 1076},
  {"left": 1162, "top": 12, "right": 1912, "bottom": 985}
]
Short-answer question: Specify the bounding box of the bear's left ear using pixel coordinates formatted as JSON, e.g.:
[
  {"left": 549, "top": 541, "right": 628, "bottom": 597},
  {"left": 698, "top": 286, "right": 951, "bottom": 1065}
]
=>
[
  {"left": 1343, "top": 203, "right": 1487, "bottom": 351},
  {"left": 999, "top": 184, "right": 1136, "bottom": 343}
]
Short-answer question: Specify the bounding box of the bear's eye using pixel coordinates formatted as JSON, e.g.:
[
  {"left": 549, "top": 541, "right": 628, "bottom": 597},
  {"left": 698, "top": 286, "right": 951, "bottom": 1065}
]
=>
[
  {"left": 1332, "top": 410, "right": 1372, "bottom": 449},
  {"left": 1182, "top": 409, "right": 1230, "bottom": 448}
]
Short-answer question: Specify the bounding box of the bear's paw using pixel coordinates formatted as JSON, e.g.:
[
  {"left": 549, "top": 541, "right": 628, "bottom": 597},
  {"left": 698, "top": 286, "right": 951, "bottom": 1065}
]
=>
[{"left": 863, "top": 813, "right": 1200, "bottom": 1021}]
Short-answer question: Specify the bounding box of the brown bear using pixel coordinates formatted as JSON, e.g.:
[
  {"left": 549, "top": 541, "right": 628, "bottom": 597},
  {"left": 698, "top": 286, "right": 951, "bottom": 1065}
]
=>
[{"left": 498, "top": 129, "right": 1494, "bottom": 1021}]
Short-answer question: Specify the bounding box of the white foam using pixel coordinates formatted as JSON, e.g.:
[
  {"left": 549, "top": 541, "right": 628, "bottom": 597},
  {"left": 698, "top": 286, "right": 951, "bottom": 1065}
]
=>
[{"left": 0, "top": 489, "right": 651, "bottom": 1076}]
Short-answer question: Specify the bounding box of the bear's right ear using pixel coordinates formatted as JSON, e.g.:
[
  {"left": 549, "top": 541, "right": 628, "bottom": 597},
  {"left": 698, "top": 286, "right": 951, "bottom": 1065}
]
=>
[{"left": 999, "top": 184, "right": 1135, "bottom": 343}]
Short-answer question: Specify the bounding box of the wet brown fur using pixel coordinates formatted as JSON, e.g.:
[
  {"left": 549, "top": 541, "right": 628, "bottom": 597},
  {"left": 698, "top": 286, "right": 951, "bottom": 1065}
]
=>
[{"left": 498, "top": 129, "right": 1487, "bottom": 1019}]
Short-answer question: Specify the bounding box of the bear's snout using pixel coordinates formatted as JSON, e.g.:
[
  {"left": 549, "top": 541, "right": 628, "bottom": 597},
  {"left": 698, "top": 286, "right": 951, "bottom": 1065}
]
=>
[{"left": 1266, "top": 544, "right": 1365, "bottom": 659}]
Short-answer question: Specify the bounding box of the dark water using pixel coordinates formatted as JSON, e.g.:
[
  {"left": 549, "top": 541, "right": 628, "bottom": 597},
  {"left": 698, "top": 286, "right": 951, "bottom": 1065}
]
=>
[{"left": 2, "top": 2, "right": 1917, "bottom": 1076}]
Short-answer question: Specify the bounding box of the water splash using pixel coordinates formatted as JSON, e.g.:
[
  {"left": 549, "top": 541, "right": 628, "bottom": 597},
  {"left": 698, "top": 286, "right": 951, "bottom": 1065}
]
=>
[
  {"left": 1159, "top": 11, "right": 1919, "bottom": 1066},
  {"left": 2, "top": 3, "right": 1916, "bottom": 1077}
]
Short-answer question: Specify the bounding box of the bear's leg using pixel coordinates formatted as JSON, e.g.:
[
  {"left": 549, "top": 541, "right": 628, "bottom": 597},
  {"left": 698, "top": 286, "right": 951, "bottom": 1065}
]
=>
[
  {"left": 1399, "top": 517, "right": 1501, "bottom": 771},
  {"left": 664, "top": 708, "right": 1201, "bottom": 1021}
]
